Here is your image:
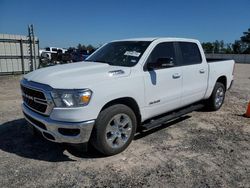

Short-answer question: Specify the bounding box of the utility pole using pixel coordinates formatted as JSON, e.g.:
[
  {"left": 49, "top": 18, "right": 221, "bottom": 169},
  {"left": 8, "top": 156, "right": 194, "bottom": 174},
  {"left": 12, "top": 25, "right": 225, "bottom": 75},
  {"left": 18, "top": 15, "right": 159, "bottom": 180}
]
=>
[
  {"left": 28, "top": 25, "right": 34, "bottom": 71},
  {"left": 28, "top": 24, "right": 37, "bottom": 71},
  {"left": 31, "top": 24, "right": 37, "bottom": 69}
]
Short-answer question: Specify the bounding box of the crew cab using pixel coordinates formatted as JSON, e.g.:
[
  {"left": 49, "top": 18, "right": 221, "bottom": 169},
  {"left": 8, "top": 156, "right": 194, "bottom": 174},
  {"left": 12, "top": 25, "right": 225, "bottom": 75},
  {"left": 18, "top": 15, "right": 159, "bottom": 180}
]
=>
[{"left": 21, "top": 38, "right": 235, "bottom": 155}]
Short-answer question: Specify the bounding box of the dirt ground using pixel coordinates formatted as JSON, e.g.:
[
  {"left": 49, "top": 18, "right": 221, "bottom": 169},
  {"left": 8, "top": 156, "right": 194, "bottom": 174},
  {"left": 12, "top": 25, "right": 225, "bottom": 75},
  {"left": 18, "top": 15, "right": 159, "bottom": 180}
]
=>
[{"left": 0, "top": 64, "right": 249, "bottom": 187}]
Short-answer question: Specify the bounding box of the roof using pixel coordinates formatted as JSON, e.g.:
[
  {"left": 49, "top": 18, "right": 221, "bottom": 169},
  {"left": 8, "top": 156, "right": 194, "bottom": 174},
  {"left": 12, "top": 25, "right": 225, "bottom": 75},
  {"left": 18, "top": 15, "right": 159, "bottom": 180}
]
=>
[
  {"left": 112, "top": 38, "right": 158, "bottom": 42},
  {"left": 112, "top": 37, "right": 199, "bottom": 43}
]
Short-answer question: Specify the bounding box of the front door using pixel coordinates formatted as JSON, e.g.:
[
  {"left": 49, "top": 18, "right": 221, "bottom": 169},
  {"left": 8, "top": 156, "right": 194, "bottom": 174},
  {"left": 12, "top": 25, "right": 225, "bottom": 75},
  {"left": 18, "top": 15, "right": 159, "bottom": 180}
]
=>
[{"left": 143, "top": 42, "right": 182, "bottom": 119}]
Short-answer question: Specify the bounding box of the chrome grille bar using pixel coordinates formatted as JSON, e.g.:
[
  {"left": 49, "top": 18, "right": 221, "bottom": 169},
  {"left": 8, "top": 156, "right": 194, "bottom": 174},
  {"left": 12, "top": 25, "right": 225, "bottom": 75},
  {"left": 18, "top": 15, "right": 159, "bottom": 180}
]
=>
[{"left": 20, "top": 79, "right": 54, "bottom": 116}]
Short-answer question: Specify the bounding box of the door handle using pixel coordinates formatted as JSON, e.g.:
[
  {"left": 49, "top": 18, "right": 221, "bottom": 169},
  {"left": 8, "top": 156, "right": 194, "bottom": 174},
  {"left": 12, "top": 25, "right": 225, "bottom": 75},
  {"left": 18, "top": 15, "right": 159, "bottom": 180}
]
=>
[
  {"left": 199, "top": 69, "right": 205, "bottom": 74},
  {"left": 172, "top": 73, "right": 181, "bottom": 79}
]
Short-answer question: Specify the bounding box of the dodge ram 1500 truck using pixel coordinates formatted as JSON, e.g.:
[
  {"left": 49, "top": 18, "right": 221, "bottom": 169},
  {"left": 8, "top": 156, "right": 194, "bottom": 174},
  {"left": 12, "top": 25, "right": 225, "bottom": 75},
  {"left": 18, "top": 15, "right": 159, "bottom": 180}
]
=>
[{"left": 21, "top": 38, "right": 235, "bottom": 155}]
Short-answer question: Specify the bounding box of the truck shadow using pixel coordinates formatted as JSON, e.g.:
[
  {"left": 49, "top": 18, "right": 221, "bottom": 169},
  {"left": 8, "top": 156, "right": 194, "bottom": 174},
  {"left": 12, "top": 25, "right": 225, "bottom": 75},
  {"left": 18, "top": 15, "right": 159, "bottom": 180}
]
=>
[
  {"left": 0, "top": 116, "right": 190, "bottom": 161},
  {"left": 0, "top": 118, "right": 103, "bottom": 161},
  {"left": 134, "top": 116, "right": 191, "bottom": 140}
]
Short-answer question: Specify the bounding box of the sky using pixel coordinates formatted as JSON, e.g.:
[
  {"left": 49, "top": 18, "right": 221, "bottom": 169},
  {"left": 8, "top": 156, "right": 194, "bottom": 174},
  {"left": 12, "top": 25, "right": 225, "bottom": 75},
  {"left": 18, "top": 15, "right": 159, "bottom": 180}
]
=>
[{"left": 0, "top": 0, "right": 249, "bottom": 48}]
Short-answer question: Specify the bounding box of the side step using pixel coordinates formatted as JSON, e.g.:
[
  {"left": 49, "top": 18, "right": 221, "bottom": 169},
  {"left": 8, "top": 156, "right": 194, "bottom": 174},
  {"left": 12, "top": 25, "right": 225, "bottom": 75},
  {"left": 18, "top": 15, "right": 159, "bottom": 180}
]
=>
[{"left": 141, "top": 103, "right": 204, "bottom": 130}]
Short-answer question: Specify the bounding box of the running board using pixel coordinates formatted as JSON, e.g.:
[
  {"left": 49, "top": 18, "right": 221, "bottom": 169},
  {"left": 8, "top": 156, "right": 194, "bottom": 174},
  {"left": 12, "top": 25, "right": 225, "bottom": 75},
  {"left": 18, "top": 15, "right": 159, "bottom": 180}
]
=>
[{"left": 141, "top": 104, "right": 204, "bottom": 130}]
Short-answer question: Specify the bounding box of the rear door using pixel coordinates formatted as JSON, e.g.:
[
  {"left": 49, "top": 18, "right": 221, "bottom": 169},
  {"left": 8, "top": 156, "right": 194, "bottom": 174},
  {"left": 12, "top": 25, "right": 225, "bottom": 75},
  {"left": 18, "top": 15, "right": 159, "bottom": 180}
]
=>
[
  {"left": 177, "top": 42, "right": 208, "bottom": 106},
  {"left": 143, "top": 42, "right": 182, "bottom": 119}
]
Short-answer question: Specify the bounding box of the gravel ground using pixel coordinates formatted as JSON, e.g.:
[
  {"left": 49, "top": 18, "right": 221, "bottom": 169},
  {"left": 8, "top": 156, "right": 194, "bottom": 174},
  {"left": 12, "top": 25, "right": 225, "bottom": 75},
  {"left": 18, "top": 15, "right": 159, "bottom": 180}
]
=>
[{"left": 0, "top": 64, "right": 249, "bottom": 188}]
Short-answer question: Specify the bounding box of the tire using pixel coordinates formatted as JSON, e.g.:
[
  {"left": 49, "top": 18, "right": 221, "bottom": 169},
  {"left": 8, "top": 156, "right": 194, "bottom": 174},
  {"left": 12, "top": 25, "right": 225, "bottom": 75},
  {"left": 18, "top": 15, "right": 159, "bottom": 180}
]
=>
[
  {"left": 90, "top": 104, "right": 137, "bottom": 156},
  {"left": 205, "top": 82, "right": 226, "bottom": 111}
]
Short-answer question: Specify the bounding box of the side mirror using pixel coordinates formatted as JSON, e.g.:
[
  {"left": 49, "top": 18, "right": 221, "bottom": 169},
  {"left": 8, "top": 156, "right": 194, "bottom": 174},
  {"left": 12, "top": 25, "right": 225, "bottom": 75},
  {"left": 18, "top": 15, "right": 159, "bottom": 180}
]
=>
[{"left": 147, "top": 57, "right": 174, "bottom": 70}]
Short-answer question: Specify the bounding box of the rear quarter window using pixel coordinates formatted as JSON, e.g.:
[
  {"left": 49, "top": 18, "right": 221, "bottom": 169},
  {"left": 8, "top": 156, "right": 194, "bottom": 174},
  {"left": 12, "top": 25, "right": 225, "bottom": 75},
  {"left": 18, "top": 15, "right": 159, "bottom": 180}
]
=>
[{"left": 179, "top": 42, "right": 202, "bottom": 65}]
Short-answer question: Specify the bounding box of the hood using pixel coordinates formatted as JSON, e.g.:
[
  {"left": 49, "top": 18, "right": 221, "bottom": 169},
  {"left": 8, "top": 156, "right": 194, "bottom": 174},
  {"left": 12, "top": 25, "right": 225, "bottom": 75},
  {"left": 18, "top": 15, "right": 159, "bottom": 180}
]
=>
[{"left": 24, "top": 62, "right": 131, "bottom": 89}]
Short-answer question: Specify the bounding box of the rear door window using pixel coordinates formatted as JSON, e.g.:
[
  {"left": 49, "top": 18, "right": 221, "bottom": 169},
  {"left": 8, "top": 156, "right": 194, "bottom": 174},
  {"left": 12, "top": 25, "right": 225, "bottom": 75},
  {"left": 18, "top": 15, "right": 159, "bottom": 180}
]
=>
[{"left": 178, "top": 42, "right": 202, "bottom": 65}]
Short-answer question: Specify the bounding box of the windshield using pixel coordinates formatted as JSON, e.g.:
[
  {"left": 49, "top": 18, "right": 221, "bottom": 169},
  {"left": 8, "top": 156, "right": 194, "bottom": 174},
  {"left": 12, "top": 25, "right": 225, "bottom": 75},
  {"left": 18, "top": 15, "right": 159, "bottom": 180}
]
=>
[{"left": 85, "top": 41, "right": 151, "bottom": 67}]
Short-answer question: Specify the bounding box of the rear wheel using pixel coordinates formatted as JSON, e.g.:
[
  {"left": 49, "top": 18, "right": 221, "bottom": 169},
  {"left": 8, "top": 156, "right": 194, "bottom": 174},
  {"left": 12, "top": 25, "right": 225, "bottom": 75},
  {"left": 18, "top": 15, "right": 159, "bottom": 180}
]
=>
[
  {"left": 205, "top": 82, "right": 226, "bottom": 111},
  {"left": 91, "top": 104, "right": 137, "bottom": 156}
]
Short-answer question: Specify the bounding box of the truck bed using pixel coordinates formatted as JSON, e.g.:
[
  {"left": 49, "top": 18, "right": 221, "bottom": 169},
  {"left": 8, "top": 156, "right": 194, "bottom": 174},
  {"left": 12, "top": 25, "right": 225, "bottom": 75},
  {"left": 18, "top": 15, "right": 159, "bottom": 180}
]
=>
[
  {"left": 204, "top": 59, "right": 234, "bottom": 99},
  {"left": 206, "top": 58, "right": 230, "bottom": 63}
]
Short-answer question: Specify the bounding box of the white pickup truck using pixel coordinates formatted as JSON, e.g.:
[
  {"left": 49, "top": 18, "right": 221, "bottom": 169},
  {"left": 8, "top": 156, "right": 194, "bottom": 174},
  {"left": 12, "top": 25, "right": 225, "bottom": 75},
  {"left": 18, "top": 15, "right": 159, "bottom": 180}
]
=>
[{"left": 21, "top": 38, "right": 235, "bottom": 155}]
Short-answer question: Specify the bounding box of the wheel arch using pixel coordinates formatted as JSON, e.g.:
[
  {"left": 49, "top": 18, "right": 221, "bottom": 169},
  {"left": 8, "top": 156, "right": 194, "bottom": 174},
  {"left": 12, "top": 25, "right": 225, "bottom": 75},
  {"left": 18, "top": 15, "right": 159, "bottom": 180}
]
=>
[
  {"left": 216, "top": 75, "right": 227, "bottom": 89},
  {"left": 100, "top": 97, "right": 141, "bottom": 126}
]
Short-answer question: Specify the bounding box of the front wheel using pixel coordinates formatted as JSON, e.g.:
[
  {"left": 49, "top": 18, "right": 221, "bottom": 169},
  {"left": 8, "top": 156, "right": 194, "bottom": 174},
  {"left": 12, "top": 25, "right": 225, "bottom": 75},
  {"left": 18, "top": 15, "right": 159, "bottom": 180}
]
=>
[
  {"left": 205, "top": 82, "right": 226, "bottom": 111},
  {"left": 90, "top": 104, "right": 137, "bottom": 156}
]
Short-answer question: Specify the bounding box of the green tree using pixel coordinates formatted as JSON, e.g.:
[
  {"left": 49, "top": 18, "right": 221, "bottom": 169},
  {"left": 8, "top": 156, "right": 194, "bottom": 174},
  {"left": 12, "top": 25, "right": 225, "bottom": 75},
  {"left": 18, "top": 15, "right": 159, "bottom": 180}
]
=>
[
  {"left": 86, "top": 44, "right": 94, "bottom": 51},
  {"left": 202, "top": 42, "right": 214, "bottom": 53},
  {"left": 81, "top": 44, "right": 87, "bottom": 50},
  {"left": 86, "top": 45, "right": 95, "bottom": 54},
  {"left": 77, "top": 44, "right": 87, "bottom": 53},
  {"left": 219, "top": 40, "right": 225, "bottom": 53},
  {"left": 241, "top": 28, "right": 250, "bottom": 44},
  {"left": 77, "top": 43, "right": 82, "bottom": 50},
  {"left": 240, "top": 28, "right": 250, "bottom": 54},
  {"left": 213, "top": 40, "right": 220, "bottom": 53},
  {"left": 224, "top": 44, "right": 233, "bottom": 54},
  {"left": 232, "top": 40, "right": 242, "bottom": 54}
]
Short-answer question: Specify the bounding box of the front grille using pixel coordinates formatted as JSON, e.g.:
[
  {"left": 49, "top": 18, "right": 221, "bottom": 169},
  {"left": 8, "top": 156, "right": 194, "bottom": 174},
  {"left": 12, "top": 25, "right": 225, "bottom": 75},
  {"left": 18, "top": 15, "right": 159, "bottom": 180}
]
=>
[{"left": 21, "top": 85, "right": 48, "bottom": 114}]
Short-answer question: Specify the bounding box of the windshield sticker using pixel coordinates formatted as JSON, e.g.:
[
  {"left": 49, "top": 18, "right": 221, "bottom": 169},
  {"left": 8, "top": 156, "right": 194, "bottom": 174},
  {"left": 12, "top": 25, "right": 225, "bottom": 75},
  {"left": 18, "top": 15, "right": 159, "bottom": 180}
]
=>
[{"left": 124, "top": 51, "right": 141, "bottom": 57}]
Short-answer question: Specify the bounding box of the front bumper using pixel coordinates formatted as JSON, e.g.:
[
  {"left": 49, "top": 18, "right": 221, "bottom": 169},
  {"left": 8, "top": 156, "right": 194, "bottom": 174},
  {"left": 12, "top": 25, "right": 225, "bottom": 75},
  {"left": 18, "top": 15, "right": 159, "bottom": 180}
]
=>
[{"left": 22, "top": 104, "right": 95, "bottom": 144}]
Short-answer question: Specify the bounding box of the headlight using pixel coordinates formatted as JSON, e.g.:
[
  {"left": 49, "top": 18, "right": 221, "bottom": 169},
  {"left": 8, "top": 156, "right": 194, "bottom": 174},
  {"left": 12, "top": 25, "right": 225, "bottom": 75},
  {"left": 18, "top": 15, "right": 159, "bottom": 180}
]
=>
[{"left": 51, "top": 89, "right": 92, "bottom": 108}]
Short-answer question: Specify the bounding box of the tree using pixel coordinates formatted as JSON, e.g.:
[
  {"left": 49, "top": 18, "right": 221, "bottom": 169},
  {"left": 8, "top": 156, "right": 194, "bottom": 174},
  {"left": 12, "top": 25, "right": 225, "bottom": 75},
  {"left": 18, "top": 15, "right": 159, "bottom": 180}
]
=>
[
  {"left": 213, "top": 40, "right": 220, "bottom": 53},
  {"left": 224, "top": 44, "right": 233, "bottom": 54},
  {"left": 86, "top": 44, "right": 94, "bottom": 51},
  {"left": 232, "top": 40, "right": 242, "bottom": 54},
  {"left": 67, "top": 47, "right": 76, "bottom": 53},
  {"left": 77, "top": 43, "right": 82, "bottom": 50},
  {"left": 202, "top": 42, "right": 214, "bottom": 53},
  {"left": 219, "top": 40, "right": 225, "bottom": 53},
  {"left": 77, "top": 44, "right": 87, "bottom": 53},
  {"left": 86, "top": 45, "right": 95, "bottom": 54},
  {"left": 240, "top": 28, "right": 250, "bottom": 54},
  {"left": 241, "top": 28, "right": 250, "bottom": 44}
]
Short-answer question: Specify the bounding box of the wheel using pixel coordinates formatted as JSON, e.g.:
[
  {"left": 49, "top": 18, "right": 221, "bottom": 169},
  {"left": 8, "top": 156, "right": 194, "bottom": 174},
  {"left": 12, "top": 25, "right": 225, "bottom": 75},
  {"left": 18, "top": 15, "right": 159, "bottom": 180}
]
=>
[
  {"left": 90, "top": 104, "right": 137, "bottom": 156},
  {"left": 205, "top": 82, "right": 226, "bottom": 111}
]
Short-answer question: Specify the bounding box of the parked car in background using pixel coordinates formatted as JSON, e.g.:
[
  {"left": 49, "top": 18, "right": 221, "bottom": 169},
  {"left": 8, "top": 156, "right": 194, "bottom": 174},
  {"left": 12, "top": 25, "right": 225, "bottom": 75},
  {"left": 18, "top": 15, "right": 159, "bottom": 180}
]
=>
[{"left": 40, "top": 47, "right": 67, "bottom": 60}]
